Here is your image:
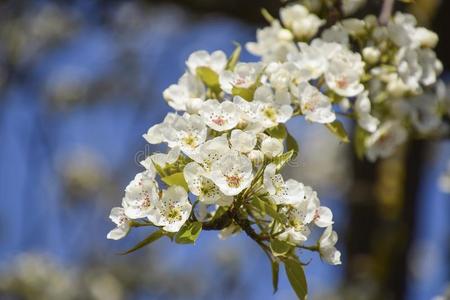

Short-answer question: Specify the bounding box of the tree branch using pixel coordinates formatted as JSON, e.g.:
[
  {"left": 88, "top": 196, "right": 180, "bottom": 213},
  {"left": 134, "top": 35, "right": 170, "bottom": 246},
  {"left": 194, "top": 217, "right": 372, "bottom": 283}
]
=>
[{"left": 379, "top": 0, "right": 395, "bottom": 25}]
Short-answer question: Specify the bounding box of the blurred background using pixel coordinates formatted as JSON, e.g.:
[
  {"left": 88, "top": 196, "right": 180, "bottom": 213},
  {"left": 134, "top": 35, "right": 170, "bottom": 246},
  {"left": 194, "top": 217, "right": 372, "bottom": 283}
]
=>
[{"left": 0, "top": 0, "right": 448, "bottom": 299}]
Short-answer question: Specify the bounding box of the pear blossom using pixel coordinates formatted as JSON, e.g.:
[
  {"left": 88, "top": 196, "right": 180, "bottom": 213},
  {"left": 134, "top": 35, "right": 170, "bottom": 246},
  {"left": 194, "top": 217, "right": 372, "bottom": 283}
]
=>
[
  {"left": 186, "top": 50, "right": 227, "bottom": 75},
  {"left": 150, "top": 146, "right": 180, "bottom": 168},
  {"left": 354, "top": 91, "right": 380, "bottom": 133},
  {"left": 261, "top": 137, "right": 284, "bottom": 158},
  {"left": 304, "top": 186, "right": 334, "bottom": 228},
  {"left": 278, "top": 201, "right": 315, "bottom": 244},
  {"left": 318, "top": 226, "right": 342, "bottom": 265},
  {"left": 265, "top": 62, "right": 310, "bottom": 90},
  {"left": 263, "top": 163, "right": 305, "bottom": 205},
  {"left": 418, "top": 48, "right": 443, "bottom": 86},
  {"left": 365, "top": 121, "right": 408, "bottom": 162},
  {"left": 144, "top": 113, "right": 207, "bottom": 157},
  {"left": 163, "top": 73, "right": 206, "bottom": 113},
  {"left": 191, "top": 134, "right": 230, "bottom": 170},
  {"left": 322, "top": 24, "right": 350, "bottom": 46},
  {"left": 325, "top": 48, "right": 365, "bottom": 97},
  {"left": 253, "top": 86, "right": 293, "bottom": 128},
  {"left": 219, "top": 62, "right": 263, "bottom": 93},
  {"left": 288, "top": 40, "right": 339, "bottom": 80},
  {"left": 183, "top": 162, "right": 233, "bottom": 206},
  {"left": 209, "top": 151, "right": 254, "bottom": 196},
  {"left": 150, "top": 186, "right": 191, "bottom": 232},
  {"left": 298, "top": 82, "right": 336, "bottom": 124},
  {"left": 122, "top": 171, "right": 159, "bottom": 219},
  {"left": 107, "top": 207, "right": 131, "bottom": 240},
  {"left": 246, "top": 21, "right": 296, "bottom": 63},
  {"left": 199, "top": 99, "right": 240, "bottom": 131},
  {"left": 230, "top": 129, "right": 256, "bottom": 153},
  {"left": 279, "top": 4, "right": 325, "bottom": 40}
]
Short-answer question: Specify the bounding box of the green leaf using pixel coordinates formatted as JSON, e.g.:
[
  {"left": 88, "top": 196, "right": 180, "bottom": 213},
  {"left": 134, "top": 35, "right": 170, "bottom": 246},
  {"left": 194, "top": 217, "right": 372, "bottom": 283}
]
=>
[
  {"left": 120, "top": 230, "right": 165, "bottom": 255},
  {"left": 232, "top": 86, "right": 256, "bottom": 101},
  {"left": 261, "top": 8, "right": 275, "bottom": 23},
  {"left": 270, "top": 239, "right": 292, "bottom": 257},
  {"left": 196, "top": 66, "right": 221, "bottom": 92},
  {"left": 249, "top": 197, "right": 286, "bottom": 224},
  {"left": 325, "top": 120, "right": 350, "bottom": 143},
  {"left": 354, "top": 125, "right": 368, "bottom": 160},
  {"left": 226, "top": 43, "right": 241, "bottom": 71},
  {"left": 266, "top": 124, "right": 287, "bottom": 140},
  {"left": 272, "top": 150, "right": 294, "bottom": 170},
  {"left": 161, "top": 172, "right": 189, "bottom": 191},
  {"left": 286, "top": 131, "right": 299, "bottom": 159},
  {"left": 175, "top": 222, "right": 202, "bottom": 244},
  {"left": 271, "top": 261, "right": 280, "bottom": 294},
  {"left": 284, "top": 258, "right": 308, "bottom": 300}
]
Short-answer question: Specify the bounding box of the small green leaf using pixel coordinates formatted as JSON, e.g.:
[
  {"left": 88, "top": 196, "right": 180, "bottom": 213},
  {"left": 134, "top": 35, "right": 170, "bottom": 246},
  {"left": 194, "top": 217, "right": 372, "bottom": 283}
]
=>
[
  {"left": 232, "top": 86, "right": 256, "bottom": 101},
  {"left": 286, "top": 131, "right": 299, "bottom": 159},
  {"left": 120, "top": 230, "right": 165, "bottom": 255},
  {"left": 226, "top": 43, "right": 241, "bottom": 71},
  {"left": 250, "top": 197, "right": 286, "bottom": 224},
  {"left": 266, "top": 124, "right": 287, "bottom": 140},
  {"left": 161, "top": 172, "right": 189, "bottom": 191},
  {"left": 273, "top": 150, "right": 294, "bottom": 170},
  {"left": 271, "top": 261, "right": 280, "bottom": 294},
  {"left": 284, "top": 258, "right": 308, "bottom": 300},
  {"left": 261, "top": 8, "right": 275, "bottom": 23},
  {"left": 196, "top": 66, "right": 221, "bottom": 92},
  {"left": 175, "top": 222, "right": 202, "bottom": 244},
  {"left": 354, "top": 125, "right": 368, "bottom": 160},
  {"left": 325, "top": 120, "right": 350, "bottom": 143},
  {"left": 270, "top": 239, "right": 292, "bottom": 257}
]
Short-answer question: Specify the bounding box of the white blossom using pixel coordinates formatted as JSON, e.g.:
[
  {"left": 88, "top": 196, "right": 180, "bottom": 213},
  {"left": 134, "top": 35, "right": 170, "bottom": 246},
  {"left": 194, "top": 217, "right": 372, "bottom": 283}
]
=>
[
  {"left": 183, "top": 162, "right": 233, "bottom": 206},
  {"left": 209, "top": 151, "right": 254, "bottom": 196},
  {"left": 246, "top": 21, "right": 296, "bottom": 63},
  {"left": 219, "top": 62, "right": 263, "bottom": 93},
  {"left": 298, "top": 82, "right": 336, "bottom": 124},
  {"left": 230, "top": 129, "right": 257, "bottom": 153},
  {"left": 107, "top": 207, "right": 131, "bottom": 240},
  {"left": 280, "top": 4, "right": 325, "bottom": 40},
  {"left": 325, "top": 47, "right": 365, "bottom": 97},
  {"left": 163, "top": 73, "right": 206, "bottom": 113},
  {"left": 199, "top": 99, "right": 240, "bottom": 131},
  {"left": 354, "top": 91, "right": 380, "bottom": 133},
  {"left": 186, "top": 50, "right": 227, "bottom": 75},
  {"left": 318, "top": 226, "right": 342, "bottom": 265},
  {"left": 365, "top": 121, "right": 408, "bottom": 162},
  {"left": 191, "top": 134, "right": 230, "bottom": 170},
  {"left": 144, "top": 113, "right": 207, "bottom": 157},
  {"left": 254, "top": 86, "right": 293, "bottom": 128},
  {"left": 261, "top": 137, "right": 284, "bottom": 158},
  {"left": 122, "top": 171, "right": 159, "bottom": 220},
  {"left": 263, "top": 163, "right": 305, "bottom": 205},
  {"left": 150, "top": 186, "right": 191, "bottom": 232},
  {"left": 150, "top": 146, "right": 180, "bottom": 168}
]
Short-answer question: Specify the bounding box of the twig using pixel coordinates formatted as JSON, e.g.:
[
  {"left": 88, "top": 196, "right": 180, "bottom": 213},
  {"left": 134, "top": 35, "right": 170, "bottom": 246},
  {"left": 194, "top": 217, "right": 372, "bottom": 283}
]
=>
[{"left": 379, "top": 0, "right": 395, "bottom": 25}]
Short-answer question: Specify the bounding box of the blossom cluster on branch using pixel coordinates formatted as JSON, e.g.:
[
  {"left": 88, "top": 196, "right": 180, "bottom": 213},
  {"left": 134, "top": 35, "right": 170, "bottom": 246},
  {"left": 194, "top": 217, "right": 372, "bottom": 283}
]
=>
[{"left": 107, "top": 2, "right": 445, "bottom": 298}]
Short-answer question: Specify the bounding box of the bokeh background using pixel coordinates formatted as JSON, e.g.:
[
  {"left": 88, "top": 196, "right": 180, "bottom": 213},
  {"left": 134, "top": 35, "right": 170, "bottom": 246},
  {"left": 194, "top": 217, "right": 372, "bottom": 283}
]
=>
[{"left": 0, "top": 0, "right": 449, "bottom": 299}]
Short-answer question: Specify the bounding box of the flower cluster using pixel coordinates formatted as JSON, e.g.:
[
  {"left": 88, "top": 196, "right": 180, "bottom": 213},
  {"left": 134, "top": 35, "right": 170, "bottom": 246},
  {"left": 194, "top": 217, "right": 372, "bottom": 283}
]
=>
[
  {"left": 108, "top": 3, "right": 445, "bottom": 299},
  {"left": 248, "top": 4, "right": 446, "bottom": 162}
]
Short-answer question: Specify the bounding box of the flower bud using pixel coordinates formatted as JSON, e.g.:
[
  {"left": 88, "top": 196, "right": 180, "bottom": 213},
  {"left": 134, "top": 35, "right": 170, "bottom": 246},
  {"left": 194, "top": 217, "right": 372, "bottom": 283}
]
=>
[
  {"left": 362, "top": 47, "right": 380, "bottom": 64},
  {"left": 248, "top": 150, "right": 264, "bottom": 165}
]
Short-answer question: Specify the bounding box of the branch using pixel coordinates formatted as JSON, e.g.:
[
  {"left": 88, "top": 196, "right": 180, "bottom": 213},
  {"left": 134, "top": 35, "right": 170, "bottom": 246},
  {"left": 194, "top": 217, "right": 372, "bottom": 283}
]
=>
[{"left": 379, "top": 0, "right": 395, "bottom": 25}]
